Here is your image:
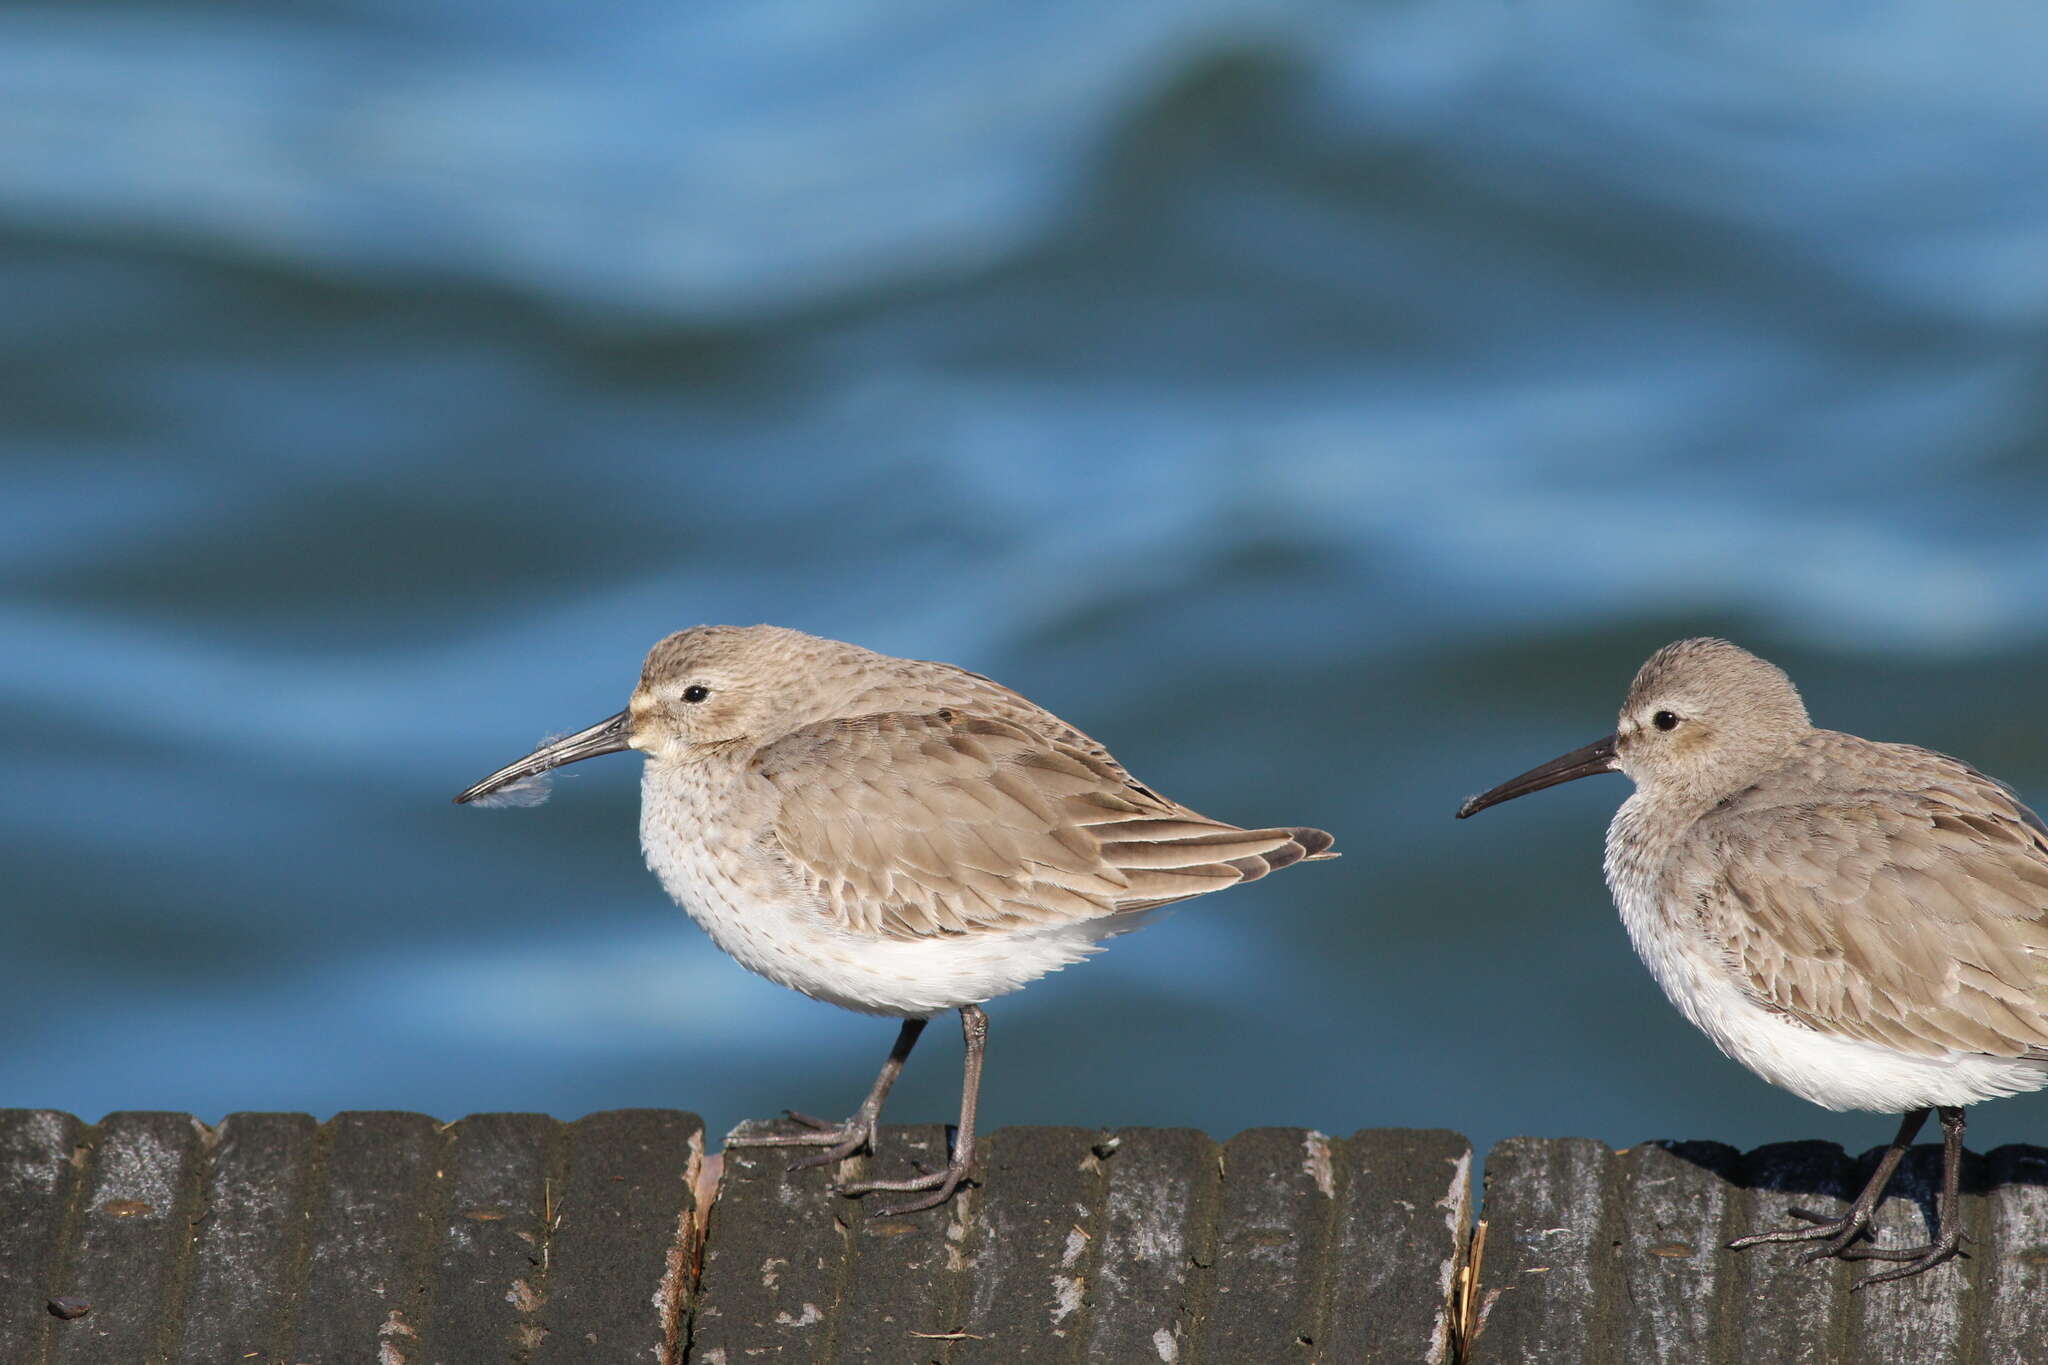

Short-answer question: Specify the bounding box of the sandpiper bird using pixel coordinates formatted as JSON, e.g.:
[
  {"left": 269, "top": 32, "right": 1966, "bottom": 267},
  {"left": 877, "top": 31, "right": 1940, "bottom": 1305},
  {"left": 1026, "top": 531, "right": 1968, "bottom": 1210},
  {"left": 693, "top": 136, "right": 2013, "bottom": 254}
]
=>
[
  {"left": 1458, "top": 637, "right": 2048, "bottom": 1286},
  {"left": 457, "top": 624, "right": 1336, "bottom": 1213}
]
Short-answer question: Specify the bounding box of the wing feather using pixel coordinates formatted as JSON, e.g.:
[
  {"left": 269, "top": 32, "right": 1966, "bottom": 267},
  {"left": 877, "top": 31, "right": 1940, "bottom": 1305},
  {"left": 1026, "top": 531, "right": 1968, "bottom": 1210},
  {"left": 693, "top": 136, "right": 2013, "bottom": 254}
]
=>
[
  {"left": 1696, "top": 749, "right": 2048, "bottom": 1058},
  {"left": 755, "top": 710, "right": 1333, "bottom": 940}
]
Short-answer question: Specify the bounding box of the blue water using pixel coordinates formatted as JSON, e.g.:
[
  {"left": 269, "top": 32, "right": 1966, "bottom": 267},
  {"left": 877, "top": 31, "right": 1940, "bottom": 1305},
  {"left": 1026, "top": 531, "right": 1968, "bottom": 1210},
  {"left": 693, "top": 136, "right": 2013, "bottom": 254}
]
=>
[{"left": 6, "top": 0, "right": 2048, "bottom": 1170}]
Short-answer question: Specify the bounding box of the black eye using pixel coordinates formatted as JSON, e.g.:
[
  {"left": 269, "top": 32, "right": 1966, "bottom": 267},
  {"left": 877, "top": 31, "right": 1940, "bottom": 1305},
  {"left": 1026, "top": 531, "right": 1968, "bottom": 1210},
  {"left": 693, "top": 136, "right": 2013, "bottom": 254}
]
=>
[
  {"left": 1653, "top": 710, "right": 1679, "bottom": 731},
  {"left": 682, "top": 685, "right": 710, "bottom": 703}
]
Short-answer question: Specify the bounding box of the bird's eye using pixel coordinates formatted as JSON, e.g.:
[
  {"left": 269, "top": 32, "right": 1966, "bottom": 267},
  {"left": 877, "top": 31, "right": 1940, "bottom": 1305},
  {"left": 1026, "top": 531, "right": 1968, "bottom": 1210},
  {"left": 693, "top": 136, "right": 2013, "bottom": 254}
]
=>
[
  {"left": 1653, "top": 710, "right": 1679, "bottom": 731},
  {"left": 682, "top": 685, "right": 710, "bottom": 704}
]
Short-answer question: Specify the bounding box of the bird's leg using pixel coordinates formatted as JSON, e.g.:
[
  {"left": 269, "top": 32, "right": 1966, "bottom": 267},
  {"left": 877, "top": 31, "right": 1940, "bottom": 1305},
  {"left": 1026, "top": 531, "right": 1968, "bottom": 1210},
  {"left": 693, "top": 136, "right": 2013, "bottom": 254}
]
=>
[
  {"left": 725, "top": 1017, "right": 926, "bottom": 1171},
  {"left": 838, "top": 1004, "right": 986, "bottom": 1215},
  {"left": 1729, "top": 1107, "right": 1927, "bottom": 1258},
  {"left": 1835, "top": 1105, "right": 1970, "bottom": 1288}
]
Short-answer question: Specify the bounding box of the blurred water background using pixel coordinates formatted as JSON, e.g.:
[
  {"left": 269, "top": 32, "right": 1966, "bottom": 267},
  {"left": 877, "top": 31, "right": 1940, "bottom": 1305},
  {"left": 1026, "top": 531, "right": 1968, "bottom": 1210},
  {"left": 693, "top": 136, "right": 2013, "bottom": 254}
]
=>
[{"left": 6, "top": 0, "right": 2048, "bottom": 1170}]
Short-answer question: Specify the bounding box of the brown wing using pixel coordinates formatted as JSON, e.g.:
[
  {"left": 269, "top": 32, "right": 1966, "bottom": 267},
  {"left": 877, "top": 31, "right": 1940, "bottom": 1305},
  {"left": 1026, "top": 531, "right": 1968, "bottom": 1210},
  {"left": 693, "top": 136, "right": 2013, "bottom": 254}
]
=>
[
  {"left": 1698, "top": 754, "right": 2048, "bottom": 1058},
  {"left": 855, "top": 659, "right": 1155, "bottom": 790},
  {"left": 754, "top": 710, "right": 1334, "bottom": 941}
]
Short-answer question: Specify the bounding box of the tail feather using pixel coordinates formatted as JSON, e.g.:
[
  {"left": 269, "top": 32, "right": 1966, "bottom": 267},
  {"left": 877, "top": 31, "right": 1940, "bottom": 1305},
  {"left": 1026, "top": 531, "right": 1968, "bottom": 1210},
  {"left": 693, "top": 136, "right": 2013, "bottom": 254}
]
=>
[
  {"left": 1107, "top": 821, "right": 1336, "bottom": 912},
  {"left": 1292, "top": 826, "right": 1339, "bottom": 860},
  {"left": 1222, "top": 825, "right": 1338, "bottom": 884}
]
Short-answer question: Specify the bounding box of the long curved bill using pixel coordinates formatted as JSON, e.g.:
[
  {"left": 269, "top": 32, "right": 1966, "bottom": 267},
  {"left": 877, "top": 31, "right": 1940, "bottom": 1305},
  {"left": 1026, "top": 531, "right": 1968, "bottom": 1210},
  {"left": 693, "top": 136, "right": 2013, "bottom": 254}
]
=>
[
  {"left": 1457, "top": 734, "right": 1618, "bottom": 819},
  {"left": 454, "top": 711, "right": 632, "bottom": 805}
]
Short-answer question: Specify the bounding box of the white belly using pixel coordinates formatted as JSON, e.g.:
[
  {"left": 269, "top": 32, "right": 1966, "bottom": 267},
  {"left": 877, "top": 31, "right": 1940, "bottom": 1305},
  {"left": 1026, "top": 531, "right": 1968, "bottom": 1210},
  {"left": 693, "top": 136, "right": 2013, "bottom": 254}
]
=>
[
  {"left": 637, "top": 764, "right": 1115, "bottom": 1017},
  {"left": 1605, "top": 798, "right": 2048, "bottom": 1112}
]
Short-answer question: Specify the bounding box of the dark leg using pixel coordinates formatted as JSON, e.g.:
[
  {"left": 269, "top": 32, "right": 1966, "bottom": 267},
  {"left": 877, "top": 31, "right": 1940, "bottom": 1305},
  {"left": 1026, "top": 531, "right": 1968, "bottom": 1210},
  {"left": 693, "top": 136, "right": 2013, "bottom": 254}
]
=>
[
  {"left": 1835, "top": 1105, "right": 1969, "bottom": 1288},
  {"left": 725, "top": 1017, "right": 927, "bottom": 1171},
  {"left": 1729, "top": 1107, "right": 1927, "bottom": 1258},
  {"left": 838, "top": 1004, "right": 987, "bottom": 1215}
]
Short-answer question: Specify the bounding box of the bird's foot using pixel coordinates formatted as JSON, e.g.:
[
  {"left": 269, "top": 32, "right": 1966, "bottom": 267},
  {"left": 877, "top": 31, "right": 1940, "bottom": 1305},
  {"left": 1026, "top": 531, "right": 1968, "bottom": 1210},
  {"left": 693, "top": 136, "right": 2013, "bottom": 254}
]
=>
[
  {"left": 1837, "top": 1230, "right": 1968, "bottom": 1289},
  {"left": 1730, "top": 1207, "right": 1966, "bottom": 1288},
  {"left": 725, "top": 1111, "right": 878, "bottom": 1172},
  {"left": 837, "top": 1156, "right": 974, "bottom": 1216}
]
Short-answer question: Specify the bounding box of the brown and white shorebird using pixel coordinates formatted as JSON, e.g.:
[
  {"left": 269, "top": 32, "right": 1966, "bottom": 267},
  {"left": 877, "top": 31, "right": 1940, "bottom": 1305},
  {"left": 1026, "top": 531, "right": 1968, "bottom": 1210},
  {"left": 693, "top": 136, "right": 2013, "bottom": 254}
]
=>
[
  {"left": 456, "top": 624, "right": 1336, "bottom": 1213},
  {"left": 1458, "top": 637, "right": 2048, "bottom": 1286}
]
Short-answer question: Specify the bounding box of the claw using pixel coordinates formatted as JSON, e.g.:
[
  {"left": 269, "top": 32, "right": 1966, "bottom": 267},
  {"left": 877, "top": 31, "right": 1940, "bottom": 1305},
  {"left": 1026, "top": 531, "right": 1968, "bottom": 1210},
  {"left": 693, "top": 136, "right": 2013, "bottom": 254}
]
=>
[
  {"left": 1728, "top": 1207, "right": 1868, "bottom": 1253},
  {"left": 855, "top": 1167, "right": 974, "bottom": 1216},
  {"left": 1848, "top": 1238, "right": 1966, "bottom": 1290},
  {"left": 875, "top": 1185, "right": 965, "bottom": 1217},
  {"left": 836, "top": 1171, "right": 943, "bottom": 1199},
  {"left": 838, "top": 1155, "right": 969, "bottom": 1210},
  {"left": 726, "top": 1113, "right": 876, "bottom": 1158},
  {"left": 786, "top": 1130, "right": 872, "bottom": 1173},
  {"left": 1795, "top": 1239, "right": 1856, "bottom": 1266}
]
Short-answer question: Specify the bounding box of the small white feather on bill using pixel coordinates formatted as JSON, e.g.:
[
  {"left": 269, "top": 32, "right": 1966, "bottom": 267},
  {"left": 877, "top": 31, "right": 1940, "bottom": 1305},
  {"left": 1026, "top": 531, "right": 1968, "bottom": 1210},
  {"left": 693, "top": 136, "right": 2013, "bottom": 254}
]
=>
[
  {"left": 466, "top": 771, "right": 554, "bottom": 808},
  {"left": 464, "top": 730, "right": 573, "bottom": 808}
]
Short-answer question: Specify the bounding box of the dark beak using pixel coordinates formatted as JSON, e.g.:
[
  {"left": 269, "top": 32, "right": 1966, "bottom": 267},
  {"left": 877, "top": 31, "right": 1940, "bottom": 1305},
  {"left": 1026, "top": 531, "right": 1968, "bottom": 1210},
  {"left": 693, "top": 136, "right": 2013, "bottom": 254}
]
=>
[
  {"left": 1457, "top": 734, "right": 1619, "bottom": 819},
  {"left": 454, "top": 710, "right": 633, "bottom": 805}
]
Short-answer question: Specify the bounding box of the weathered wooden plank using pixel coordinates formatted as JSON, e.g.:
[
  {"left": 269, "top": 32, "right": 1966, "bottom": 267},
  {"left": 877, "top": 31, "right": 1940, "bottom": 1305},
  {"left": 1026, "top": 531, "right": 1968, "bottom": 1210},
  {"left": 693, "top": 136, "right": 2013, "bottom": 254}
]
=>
[
  {"left": 0, "top": 1110, "right": 85, "bottom": 1363},
  {"left": 284, "top": 1111, "right": 443, "bottom": 1364},
  {"left": 689, "top": 1117, "right": 853, "bottom": 1363},
  {"left": 1464, "top": 1136, "right": 1620, "bottom": 1364},
  {"left": 533, "top": 1108, "right": 702, "bottom": 1365},
  {"left": 1611, "top": 1140, "right": 1741, "bottom": 1365},
  {"left": 29, "top": 1110, "right": 2048, "bottom": 1363},
  {"left": 421, "top": 1113, "right": 557, "bottom": 1364},
  {"left": 823, "top": 1124, "right": 973, "bottom": 1364},
  {"left": 1077, "top": 1128, "right": 1220, "bottom": 1365},
  {"left": 948, "top": 1126, "right": 1104, "bottom": 1364},
  {"left": 172, "top": 1111, "right": 319, "bottom": 1364},
  {"left": 1843, "top": 1142, "right": 1983, "bottom": 1365},
  {"left": 1727, "top": 1141, "right": 1858, "bottom": 1364},
  {"left": 1320, "top": 1128, "right": 1471, "bottom": 1365},
  {"left": 47, "top": 1111, "right": 206, "bottom": 1364},
  {"left": 1189, "top": 1127, "right": 1338, "bottom": 1361},
  {"left": 1978, "top": 1144, "right": 2048, "bottom": 1365},
  {"left": 1468, "top": 1134, "right": 2037, "bottom": 1364}
]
